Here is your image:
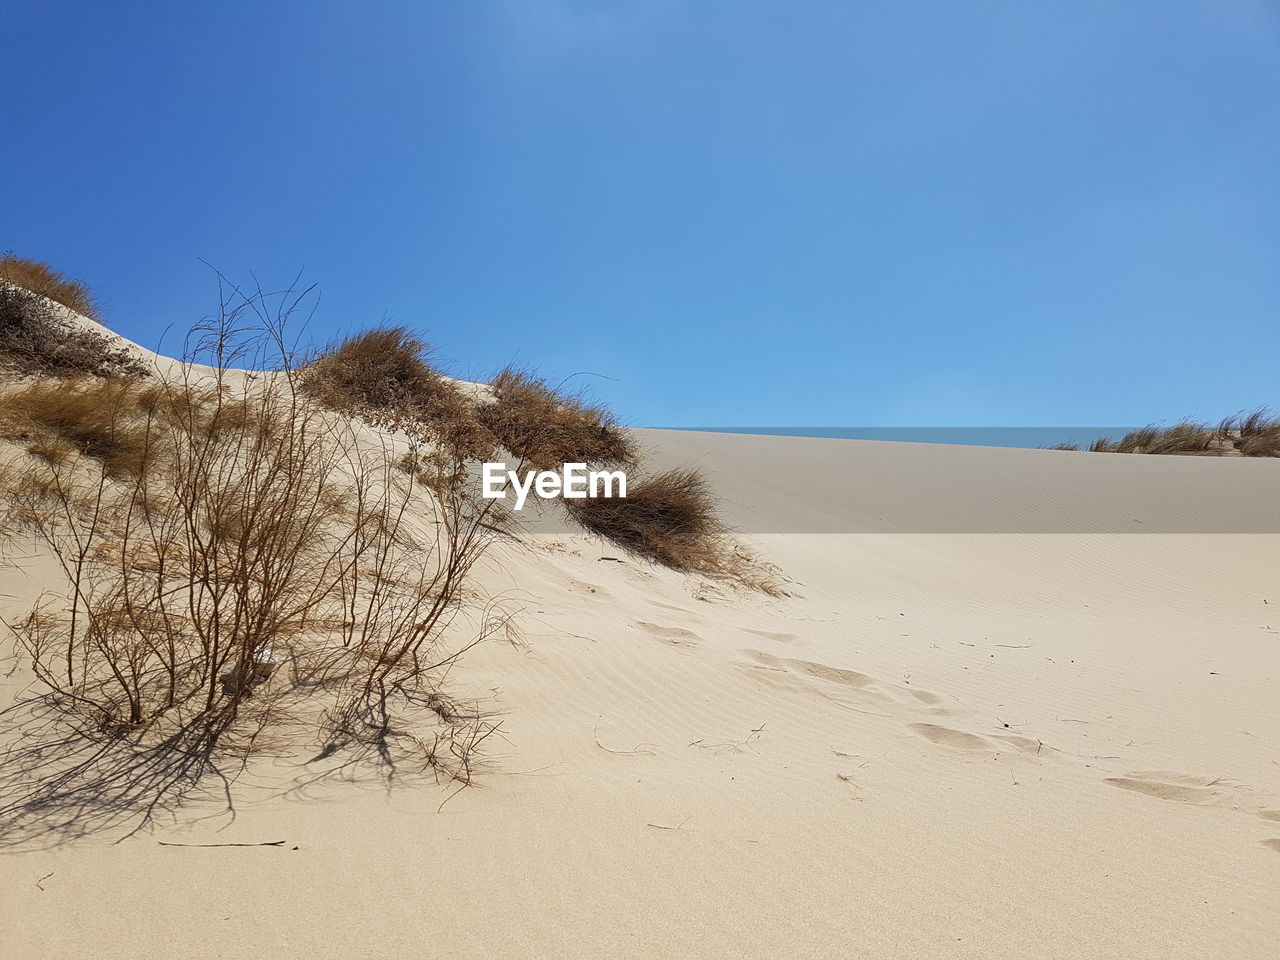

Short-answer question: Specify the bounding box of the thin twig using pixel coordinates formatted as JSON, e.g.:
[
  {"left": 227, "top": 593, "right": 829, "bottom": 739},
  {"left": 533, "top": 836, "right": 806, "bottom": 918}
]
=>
[
  {"left": 594, "top": 727, "right": 656, "bottom": 756},
  {"left": 646, "top": 816, "right": 691, "bottom": 831},
  {"left": 157, "top": 840, "right": 286, "bottom": 848}
]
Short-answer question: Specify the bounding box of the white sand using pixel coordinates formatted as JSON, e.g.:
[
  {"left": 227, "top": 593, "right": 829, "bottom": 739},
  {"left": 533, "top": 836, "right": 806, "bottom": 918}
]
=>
[{"left": 1, "top": 318, "right": 1278, "bottom": 957}]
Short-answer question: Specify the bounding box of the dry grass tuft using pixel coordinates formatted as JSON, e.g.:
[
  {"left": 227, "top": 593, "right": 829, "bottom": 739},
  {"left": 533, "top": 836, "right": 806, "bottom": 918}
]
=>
[
  {"left": 481, "top": 366, "right": 635, "bottom": 472},
  {"left": 1062, "top": 410, "right": 1280, "bottom": 458},
  {"left": 0, "top": 253, "right": 100, "bottom": 321},
  {"left": 567, "top": 466, "right": 783, "bottom": 593},
  {"left": 567, "top": 467, "right": 720, "bottom": 567},
  {"left": 0, "top": 377, "right": 151, "bottom": 478},
  {"left": 301, "top": 326, "right": 495, "bottom": 460},
  {"left": 1222, "top": 408, "right": 1280, "bottom": 457}
]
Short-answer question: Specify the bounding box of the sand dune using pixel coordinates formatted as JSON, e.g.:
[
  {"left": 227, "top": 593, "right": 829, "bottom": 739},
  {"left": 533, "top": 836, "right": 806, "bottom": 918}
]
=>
[{"left": 1, "top": 319, "right": 1278, "bottom": 957}]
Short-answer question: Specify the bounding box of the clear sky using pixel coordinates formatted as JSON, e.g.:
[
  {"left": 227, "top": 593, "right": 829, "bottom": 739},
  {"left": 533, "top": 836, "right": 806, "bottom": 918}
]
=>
[{"left": 4, "top": 1, "right": 1277, "bottom": 427}]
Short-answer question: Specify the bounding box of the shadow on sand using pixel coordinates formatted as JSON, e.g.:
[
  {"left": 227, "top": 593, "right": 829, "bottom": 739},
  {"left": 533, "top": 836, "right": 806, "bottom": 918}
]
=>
[
  {"left": 0, "top": 688, "right": 499, "bottom": 851},
  {"left": 0, "top": 699, "right": 248, "bottom": 849}
]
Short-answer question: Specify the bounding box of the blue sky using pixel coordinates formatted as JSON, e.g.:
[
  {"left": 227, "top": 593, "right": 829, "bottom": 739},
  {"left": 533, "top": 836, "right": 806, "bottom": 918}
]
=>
[{"left": 4, "top": 1, "right": 1277, "bottom": 427}]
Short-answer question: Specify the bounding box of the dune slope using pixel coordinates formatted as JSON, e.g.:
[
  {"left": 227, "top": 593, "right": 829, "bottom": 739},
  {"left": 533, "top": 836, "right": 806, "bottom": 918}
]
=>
[{"left": 0, "top": 319, "right": 1277, "bottom": 958}]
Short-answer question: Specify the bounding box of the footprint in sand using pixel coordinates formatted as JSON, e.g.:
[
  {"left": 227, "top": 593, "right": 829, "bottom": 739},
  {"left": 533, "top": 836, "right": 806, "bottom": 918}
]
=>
[
  {"left": 909, "top": 723, "right": 991, "bottom": 750},
  {"left": 741, "top": 650, "right": 878, "bottom": 687},
  {"left": 734, "top": 650, "right": 895, "bottom": 715},
  {"left": 634, "top": 620, "right": 702, "bottom": 647},
  {"left": 648, "top": 599, "right": 697, "bottom": 616},
  {"left": 993, "top": 733, "right": 1046, "bottom": 755},
  {"left": 1258, "top": 810, "right": 1280, "bottom": 823},
  {"left": 737, "top": 650, "right": 958, "bottom": 726},
  {"left": 1262, "top": 839, "right": 1280, "bottom": 854},
  {"left": 567, "top": 579, "right": 613, "bottom": 601},
  {"left": 908, "top": 689, "right": 944, "bottom": 705},
  {"left": 744, "top": 628, "right": 799, "bottom": 644},
  {"left": 1104, "top": 772, "right": 1222, "bottom": 804},
  {"left": 784, "top": 657, "right": 878, "bottom": 688}
]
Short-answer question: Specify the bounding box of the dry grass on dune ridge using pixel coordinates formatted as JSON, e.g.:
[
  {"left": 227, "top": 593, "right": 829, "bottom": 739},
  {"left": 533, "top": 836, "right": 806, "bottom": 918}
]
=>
[
  {"left": 0, "top": 253, "right": 100, "bottom": 321},
  {"left": 1051, "top": 409, "right": 1280, "bottom": 457},
  {"left": 302, "top": 335, "right": 769, "bottom": 586},
  {"left": 0, "top": 286, "right": 150, "bottom": 379},
  {"left": 300, "top": 325, "right": 496, "bottom": 461},
  {"left": 0, "top": 267, "right": 783, "bottom": 843},
  {"left": 1224, "top": 409, "right": 1280, "bottom": 457},
  {"left": 477, "top": 366, "right": 779, "bottom": 589},
  {"left": 0, "top": 255, "right": 148, "bottom": 379},
  {"left": 480, "top": 365, "right": 636, "bottom": 472}
]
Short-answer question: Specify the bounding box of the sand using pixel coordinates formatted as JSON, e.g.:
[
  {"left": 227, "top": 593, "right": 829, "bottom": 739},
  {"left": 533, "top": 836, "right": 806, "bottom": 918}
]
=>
[{"left": 1, "top": 317, "right": 1278, "bottom": 957}]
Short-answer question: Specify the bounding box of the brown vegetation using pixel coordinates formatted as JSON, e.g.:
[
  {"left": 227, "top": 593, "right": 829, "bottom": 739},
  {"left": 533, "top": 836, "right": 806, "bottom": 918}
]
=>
[
  {"left": 0, "top": 253, "right": 100, "bottom": 321},
  {"left": 0, "top": 282, "right": 147, "bottom": 379},
  {"left": 477, "top": 369, "right": 774, "bottom": 588},
  {"left": 0, "top": 286, "right": 508, "bottom": 838},
  {"left": 1051, "top": 410, "right": 1280, "bottom": 457},
  {"left": 1224, "top": 409, "right": 1280, "bottom": 457},
  {"left": 300, "top": 326, "right": 495, "bottom": 460},
  {"left": 481, "top": 366, "right": 635, "bottom": 472},
  {"left": 568, "top": 466, "right": 783, "bottom": 594},
  {"left": 301, "top": 334, "right": 769, "bottom": 587},
  {"left": 0, "top": 268, "right": 787, "bottom": 842},
  {"left": 0, "top": 377, "right": 151, "bottom": 478}
]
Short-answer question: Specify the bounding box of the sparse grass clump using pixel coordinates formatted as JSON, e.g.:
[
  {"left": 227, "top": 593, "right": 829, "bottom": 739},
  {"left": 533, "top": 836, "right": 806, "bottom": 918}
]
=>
[
  {"left": 301, "top": 326, "right": 495, "bottom": 460},
  {"left": 567, "top": 466, "right": 782, "bottom": 593},
  {"left": 0, "top": 376, "right": 151, "bottom": 478},
  {"left": 25, "top": 438, "right": 75, "bottom": 467},
  {"left": 480, "top": 369, "right": 774, "bottom": 589},
  {"left": 481, "top": 366, "right": 635, "bottom": 472},
  {"left": 1090, "top": 423, "right": 1206, "bottom": 455},
  {"left": 567, "top": 467, "right": 721, "bottom": 568},
  {"left": 1054, "top": 410, "right": 1280, "bottom": 457},
  {"left": 1223, "top": 409, "right": 1280, "bottom": 457},
  {"left": 0, "top": 253, "right": 100, "bottom": 321}
]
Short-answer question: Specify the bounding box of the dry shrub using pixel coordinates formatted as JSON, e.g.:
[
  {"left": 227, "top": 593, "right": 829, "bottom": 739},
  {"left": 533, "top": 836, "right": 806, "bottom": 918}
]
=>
[
  {"left": 568, "top": 467, "right": 720, "bottom": 566},
  {"left": 0, "top": 284, "right": 148, "bottom": 379},
  {"left": 301, "top": 326, "right": 495, "bottom": 460},
  {"left": 567, "top": 466, "right": 782, "bottom": 593},
  {"left": 0, "top": 283, "right": 508, "bottom": 836},
  {"left": 1, "top": 372, "right": 337, "bottom": 736},
  {"left": 0, "top": 253, "right": 100, "bottom": 321},
  {"left": 481, "top": 366, "right": 635, "bottom": 472}
]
